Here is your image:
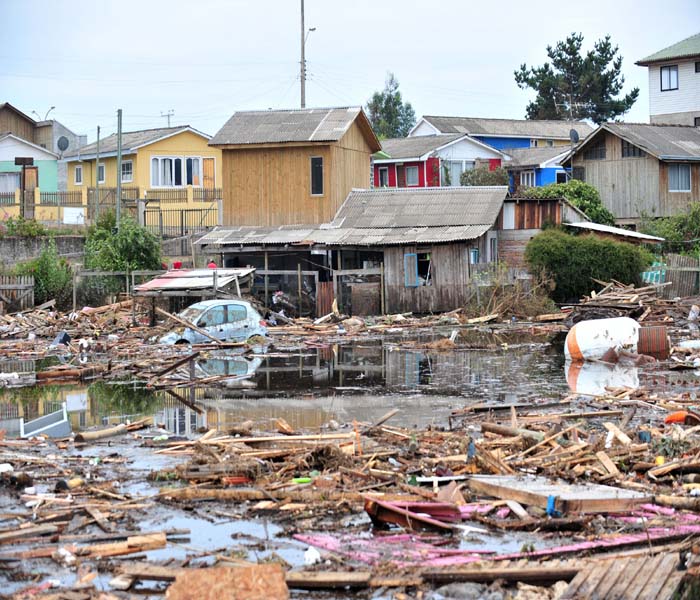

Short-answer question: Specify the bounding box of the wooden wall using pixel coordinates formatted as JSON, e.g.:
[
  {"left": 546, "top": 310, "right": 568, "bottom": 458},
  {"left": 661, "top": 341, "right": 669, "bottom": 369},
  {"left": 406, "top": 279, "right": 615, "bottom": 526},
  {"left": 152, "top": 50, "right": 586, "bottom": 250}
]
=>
[
  {"left": 495, "top": 199, "right": 561, "bottom": 229},
  {"left": 384, "top": 240, "right": 487, "bottom": 313},
  {"left": 219, "top": 120, "right": 372, "bottom": 227},
  {"left": 498, "top": 230, "right": 539, "bottom": 267},
  {"left": 658, "top": 162, "right": 700, "bottom": 215},
  {"left": 572, "top": 130, "right": 660, "bottom": 221},
  {"left": 0, "top": 107, "right": 36, "bottom": 144}
]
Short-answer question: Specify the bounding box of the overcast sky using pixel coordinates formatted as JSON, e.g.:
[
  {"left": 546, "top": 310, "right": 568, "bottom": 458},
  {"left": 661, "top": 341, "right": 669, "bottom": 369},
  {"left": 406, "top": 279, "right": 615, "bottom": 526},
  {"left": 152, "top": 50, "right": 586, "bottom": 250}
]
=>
[{"left": 2, "top": 0, "right": 699, "bottom": 142}]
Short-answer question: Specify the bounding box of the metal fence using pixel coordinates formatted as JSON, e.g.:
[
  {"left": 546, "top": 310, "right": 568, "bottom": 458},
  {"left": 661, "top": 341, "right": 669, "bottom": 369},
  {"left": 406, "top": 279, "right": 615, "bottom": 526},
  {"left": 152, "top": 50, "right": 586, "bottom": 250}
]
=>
[
  {"left": 143, "top": 206, "right": 219, "bottom": 238},
  {"left": 72, "top": 270, "right": 129, "bottom": 311},
  {"left": 0, "top": 192, "right": 16, "bottom": 206},
  {"left": 251, "top": 269, "right": 319, "bottom": 318},
  {"left": 39, "top": 191, "right": 83, "bottom": 206},
  {"left": 193, "top": 188, "right": 222, "bottom": 202}
]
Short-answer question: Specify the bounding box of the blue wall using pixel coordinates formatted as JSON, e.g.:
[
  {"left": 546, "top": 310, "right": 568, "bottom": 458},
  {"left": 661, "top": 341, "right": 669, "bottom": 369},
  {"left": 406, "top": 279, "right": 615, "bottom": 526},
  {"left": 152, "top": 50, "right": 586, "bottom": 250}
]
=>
[{"left": 473, "top": 136, "right": 530, "bottom": 150}]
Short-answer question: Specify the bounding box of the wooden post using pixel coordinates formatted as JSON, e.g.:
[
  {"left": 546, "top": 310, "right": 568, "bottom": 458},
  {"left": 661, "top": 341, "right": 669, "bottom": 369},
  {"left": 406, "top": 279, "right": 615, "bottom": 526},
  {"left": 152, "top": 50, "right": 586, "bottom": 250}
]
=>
[
  {"left": 264, "top": 251, "right": 269, "bottom": 308},
  {"left": 213, "top": 269, "right": 218, "bottom": 297},
  {"left": 72, "top": 270, "right": 77, "bottom": 312},
  {"left": 297, "top": 263, "right": 302, "bottom": 317},
  {"left": 380, "top": 261, "right": 385, "bottom": 315},
  {"left": 234, "top": 275, "right": 241, "bottom": 298}
]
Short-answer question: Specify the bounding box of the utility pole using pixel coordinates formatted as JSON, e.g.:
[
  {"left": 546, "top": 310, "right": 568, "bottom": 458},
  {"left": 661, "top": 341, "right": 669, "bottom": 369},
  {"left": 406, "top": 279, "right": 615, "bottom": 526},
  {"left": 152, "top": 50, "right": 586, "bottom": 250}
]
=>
[
  {"left": 116, "top": 109, "right": 122, "bottom": 231},
  {"left": 300, "top": 0, "right": 305, "bottom": 108},
  {"left": 161, "top": 109, "right": 174, "bottom": 127},
  {"left": 95, "top": 125, "right": 100, "bottom": 220}
]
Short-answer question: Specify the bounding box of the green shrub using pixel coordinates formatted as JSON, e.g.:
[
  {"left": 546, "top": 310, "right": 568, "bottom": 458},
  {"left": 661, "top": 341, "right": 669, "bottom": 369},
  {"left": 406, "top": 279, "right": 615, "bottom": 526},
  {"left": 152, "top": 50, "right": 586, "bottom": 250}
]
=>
[
  {"left": 0, "top": 216, "right": 48, "bottom": 238},
  {"left": 460, "top": 166, "right": 509, "bottom": 186},
  {"left": 84, "top": 212, "right": 161, "bottom": 271},
  {"left": 524, "top": 179, "right": 615, "bottom": 225},
  {"left": 639, "top": 203, "right": 700, "bottom": 256},
  {"left": 525, "top": 229, "right": 653, "bottom": 302},
  {"left": 15, "top": 238, "right": 73, "bottom": 309}
]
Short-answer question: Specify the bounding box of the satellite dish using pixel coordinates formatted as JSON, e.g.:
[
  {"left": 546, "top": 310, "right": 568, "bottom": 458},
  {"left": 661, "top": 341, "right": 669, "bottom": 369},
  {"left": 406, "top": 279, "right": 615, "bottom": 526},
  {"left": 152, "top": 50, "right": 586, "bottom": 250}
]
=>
[
  {"left": 569, "top": 129, "right": 580, "bottom": 144},
  {"left": 57, "top": 136, "right": 69, "bottom": 152}
]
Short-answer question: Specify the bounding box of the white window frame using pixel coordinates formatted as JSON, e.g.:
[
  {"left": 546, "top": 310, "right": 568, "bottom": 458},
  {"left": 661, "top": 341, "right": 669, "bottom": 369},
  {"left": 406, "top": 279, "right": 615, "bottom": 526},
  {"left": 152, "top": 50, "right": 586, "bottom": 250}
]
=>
[
  {"left": 121, "top": 160, "right": 133, "bottom": 183},
  {"left": 520, "top": 170, "right": 536, "bottom": 188},
  {"left": 661, "top": 65, "right": 679, "bottom": 91},
  {"left": 405, "top": 165, "right": 419, "bottom": 187},
  {"left": 555, "top": 170, "right": 568, "bottom": 184},
  {"left": 74, "top": 165, "right": 83, "bottom": 185},
  {"left": 668, "top": 163, "right": 691, "bottom": 193},
  {"left": 150, "top": 155, "right": 204, "bottom": 188},
  {"left": 97, "top": 162, "right": 105, "bottom": 184},
  {"left": 378, "top": 166, "right": 389, "bottom": 187}
]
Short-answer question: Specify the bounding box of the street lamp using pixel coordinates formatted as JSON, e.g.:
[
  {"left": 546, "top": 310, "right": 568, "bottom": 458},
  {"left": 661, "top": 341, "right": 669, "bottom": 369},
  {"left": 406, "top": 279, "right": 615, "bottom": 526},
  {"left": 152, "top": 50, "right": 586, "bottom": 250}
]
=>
[{"left": 31, "top": 106, "right": 56, "bottom": 121}]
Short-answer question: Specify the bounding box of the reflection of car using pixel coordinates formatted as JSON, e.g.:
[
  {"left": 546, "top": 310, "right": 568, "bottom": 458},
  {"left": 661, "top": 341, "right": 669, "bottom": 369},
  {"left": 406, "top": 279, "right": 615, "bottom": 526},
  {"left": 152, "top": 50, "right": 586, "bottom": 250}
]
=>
[{"left": 160, "top": 300, "right": 267, "bottom": 345}]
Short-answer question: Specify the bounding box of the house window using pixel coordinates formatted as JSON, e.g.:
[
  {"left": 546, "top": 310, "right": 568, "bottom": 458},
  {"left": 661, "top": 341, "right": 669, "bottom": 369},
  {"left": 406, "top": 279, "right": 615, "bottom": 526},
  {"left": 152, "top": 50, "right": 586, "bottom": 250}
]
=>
[
  {"left": 573, "top": 166, "right": 585, "bottom": 181},
  {"left": 583, "top": 139, "right": 606, "bottom": 160},
  {"left": 530, "top": 139, "right": 538, "bottom": 148},
  {"left": 310, "top": 156, "right": 323, "bottom": 195},
  {"left": 404, "top": 253, "right": 418, "bottom": 287},
  {"left": 443, "top": 161, "right": 464, "bottom": 186},
  {"left": 378, "top": 167, "right": 389, "bottom": 187},
  {"left": 556, "top": 171, "right": 568, "bottom": 184},
  {"left": 622, "top": 140, "right": 645, "bottom": 158},
  {"left": 489, "top": 237, "right": 498, "bottom": 262},
  {"left": 186, "top": 157, "right": 201, "bottom": 186},
  {"left": 417, "top": 252, "right": 432, "bottom": 286},
  {"left": 696, "top": 61, "right": 700, "bottom": 73},
  {"left": 502, "top": 202, "right": 515, "bottom": 230},
  {"left": 121, "top": 160, "right": 133, "bottom": 183},
  {"left": 97, "top": 163, "right": 105, "bottom": 184},
  {"left": 661, "top": 65, "right": 679, "bottom": 91},
  {"left": 546, "top": 140, "right": 554, "bottom": 147},
  {"left": 151, "top": 157, "right": 183, "bottom": 187},
  {"left": 405, "top": 166, "right": 419, "bottom": 186},
  {"left": 0, "top": 172, "right": 20, "bottom": 193},
  {"left": 74, "top": 165, "right": 83, "bottom": 185},
  {"left": 695, "top": 117, "right": 700, "bottom": 127},
  {"left": 520, "top": 170, "right": 536, "bottom": 188},
  {"left": 469, "top": 248, "right": 480, "bottom": 265},
  {"left": 668, "top": 163, "right": 691, "bottom": 192}
]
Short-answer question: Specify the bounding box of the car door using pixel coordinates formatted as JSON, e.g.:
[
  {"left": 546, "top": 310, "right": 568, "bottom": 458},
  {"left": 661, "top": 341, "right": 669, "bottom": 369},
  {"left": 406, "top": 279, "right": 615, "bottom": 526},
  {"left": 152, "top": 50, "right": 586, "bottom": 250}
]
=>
[
  {"left": 226, "top": 303, "right": 251, "bottom": 341},
  {"left": 196, "top": 305, "right": 227, "bottom": 341}
]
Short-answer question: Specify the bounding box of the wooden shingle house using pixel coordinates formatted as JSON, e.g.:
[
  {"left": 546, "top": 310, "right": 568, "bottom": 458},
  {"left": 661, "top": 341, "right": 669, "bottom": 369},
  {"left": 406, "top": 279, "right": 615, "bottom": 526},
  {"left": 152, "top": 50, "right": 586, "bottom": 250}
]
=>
[{"left": 209, "top": 107, "right": 381, "bottom": 227}]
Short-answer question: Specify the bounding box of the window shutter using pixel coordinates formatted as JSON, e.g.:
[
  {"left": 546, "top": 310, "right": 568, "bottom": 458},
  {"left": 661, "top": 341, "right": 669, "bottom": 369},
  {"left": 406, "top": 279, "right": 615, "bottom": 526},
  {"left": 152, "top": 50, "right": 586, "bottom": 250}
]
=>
[{"left": 404, "top": 253, "right": 418, "bottom": 287}]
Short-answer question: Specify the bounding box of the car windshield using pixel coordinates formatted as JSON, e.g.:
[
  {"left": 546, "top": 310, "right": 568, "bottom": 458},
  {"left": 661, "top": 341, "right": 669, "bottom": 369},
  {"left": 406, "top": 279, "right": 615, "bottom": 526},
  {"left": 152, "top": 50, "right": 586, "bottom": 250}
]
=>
[{"left": 179, "top": 305, "right": 206, "bottom": 324}]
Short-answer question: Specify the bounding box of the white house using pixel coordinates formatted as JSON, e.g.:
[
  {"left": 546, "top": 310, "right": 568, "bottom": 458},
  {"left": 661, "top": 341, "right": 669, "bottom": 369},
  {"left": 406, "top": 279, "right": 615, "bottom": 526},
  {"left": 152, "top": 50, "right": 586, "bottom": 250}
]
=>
[{"left": 636, "top": 32, "right": 700, "bottom": 126}]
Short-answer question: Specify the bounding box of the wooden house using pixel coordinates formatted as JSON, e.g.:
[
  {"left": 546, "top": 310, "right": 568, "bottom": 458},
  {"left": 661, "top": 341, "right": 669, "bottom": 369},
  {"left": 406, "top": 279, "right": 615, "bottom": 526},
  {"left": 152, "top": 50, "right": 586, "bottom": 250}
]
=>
[
  {"left": 209, "top": 107, "right": 381, "bottom": 227},
  {"left": 566, "top": 123, "right": 700, "bottom": 225}
]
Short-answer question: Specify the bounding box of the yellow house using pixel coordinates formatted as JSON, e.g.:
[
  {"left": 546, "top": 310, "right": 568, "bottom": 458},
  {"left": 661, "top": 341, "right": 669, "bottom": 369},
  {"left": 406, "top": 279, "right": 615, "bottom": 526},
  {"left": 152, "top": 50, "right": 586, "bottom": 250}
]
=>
[{"left": 64, "top": 125, "right": 222, "bottom": 198}]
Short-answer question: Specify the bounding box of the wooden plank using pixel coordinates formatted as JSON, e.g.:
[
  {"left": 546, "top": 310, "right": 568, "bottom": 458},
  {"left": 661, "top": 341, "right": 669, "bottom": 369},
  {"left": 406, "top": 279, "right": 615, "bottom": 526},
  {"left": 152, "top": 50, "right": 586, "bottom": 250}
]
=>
[
  {"left": 0, "top": 524, "right": 58, "bottom": 544},
  {"left": 615, "top": 555, "right": 664, "bottom": 599},
  {"left": 285, "top": 571, "right": 371, "bottom": 589},
  {"left": 603, "top": 422, "right": 632, "bottom": 445},
  {"left": 573, "top": 558, "right": 617, "bottom": 599},
  {"left": 637, "top": 553, "right": 680, "bottom": 600},
  {"left": 596, "top": 451, "right": 620, "bottom": 477}
]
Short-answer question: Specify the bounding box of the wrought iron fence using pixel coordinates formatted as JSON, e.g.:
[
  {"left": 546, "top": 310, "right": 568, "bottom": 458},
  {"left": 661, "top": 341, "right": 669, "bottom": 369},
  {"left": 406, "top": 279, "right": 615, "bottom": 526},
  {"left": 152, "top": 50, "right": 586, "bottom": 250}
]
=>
[{"left": 143, "top": 206, "right": 219, "bottom": 238}]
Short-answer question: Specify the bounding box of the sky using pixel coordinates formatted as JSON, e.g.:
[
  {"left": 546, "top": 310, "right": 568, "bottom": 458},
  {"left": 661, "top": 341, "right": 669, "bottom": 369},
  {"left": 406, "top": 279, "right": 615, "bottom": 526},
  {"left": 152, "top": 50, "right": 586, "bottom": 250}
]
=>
[{"left": 2, "top": 0, "right": 699, "bottom": 143}]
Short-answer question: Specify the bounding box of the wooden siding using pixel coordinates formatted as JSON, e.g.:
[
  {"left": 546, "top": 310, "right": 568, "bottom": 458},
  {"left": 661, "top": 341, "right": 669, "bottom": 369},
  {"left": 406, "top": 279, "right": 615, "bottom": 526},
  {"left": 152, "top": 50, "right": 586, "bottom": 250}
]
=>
[
  {"left": 496, "top": 200, "right": 561, "bottom": 230},
  {"left": 572, "top": 130, "right": 662, "bottom": 220},
  {"left": 384, "top": 240, "right": 487, "bottom": 313},
  {"left": 0, "top": 107, "right": 36, "bottom": 145},
  {"left": 219, "top": 119, "right": 373, "bottom": 226},
  {"left": 658, "top": 162, "right": 700, "bottom": 215},
  {"left": 498, "top": 230, "right": 539, "bottom": 268}
]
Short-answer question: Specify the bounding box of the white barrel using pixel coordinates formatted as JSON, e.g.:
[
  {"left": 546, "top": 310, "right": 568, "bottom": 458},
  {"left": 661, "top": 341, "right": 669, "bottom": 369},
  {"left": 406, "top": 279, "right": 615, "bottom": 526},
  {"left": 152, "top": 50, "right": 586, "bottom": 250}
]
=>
[
  {"left": 565, "top": 317, "right": 639, "bottom": 362},
  {"left": 565, "top": 360, "right": 640, "bottom": 396}
]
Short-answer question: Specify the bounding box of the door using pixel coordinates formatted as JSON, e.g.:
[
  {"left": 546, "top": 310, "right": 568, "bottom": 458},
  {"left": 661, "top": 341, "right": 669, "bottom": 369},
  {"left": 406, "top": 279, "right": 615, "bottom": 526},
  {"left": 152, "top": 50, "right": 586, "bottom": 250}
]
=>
[
  {"left": 22, "top": 166, "right": 38, "bottom": 219},
  {"left": 203, "top": 158, "right": 215, "bottom": 189}
]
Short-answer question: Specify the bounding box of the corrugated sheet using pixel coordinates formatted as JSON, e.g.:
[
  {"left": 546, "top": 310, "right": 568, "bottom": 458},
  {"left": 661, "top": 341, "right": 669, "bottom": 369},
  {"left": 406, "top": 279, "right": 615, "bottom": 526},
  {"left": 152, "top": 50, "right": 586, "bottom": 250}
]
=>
[
  {"left": 134, "top": 268, "right": 255, "bottom": 292},
  {"left": 66, "top": 126, "right": 207, "bottom": 157},
  {"left": 196, "top": 187, "right": 507, "bottom": 248},
  {"left": 378, "top": 134, "right": 463, "bottom": 159},
  {"left": 603, "top": 123, "right": 700, "bottom": 160},
  {"left": 505, "top": 146, "right": 569, "bottom": 167},
  {"left": 566, "top": 222, "right": 665, "bottom": 242},
  {"left": 210, "top": 107, "right": 362, "bottom": 145},
  {"left": 421, "top": 116, "right": 593, "bottom": 139},
  {"left": 636, "top": 32, "right": 700, "bottom": 65}
]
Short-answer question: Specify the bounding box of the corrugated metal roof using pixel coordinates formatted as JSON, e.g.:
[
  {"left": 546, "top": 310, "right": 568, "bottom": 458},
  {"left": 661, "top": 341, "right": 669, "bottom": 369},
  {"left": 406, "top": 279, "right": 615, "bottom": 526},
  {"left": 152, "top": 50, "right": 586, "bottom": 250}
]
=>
[
  {"left": 134, "top": 268, "right": 255, "bottom": 292},
  {"left": 420, "top": 116, "right": 593, "bottom": 140},
  {"left": 636, "top": 32, "right": 700, "bottom": 65},
  {"left": 197, "top": 187, "right": 508, "bottom": 248},
  {"left": 600, "top": 123, "right": 700, "bottom": 160},
  {"left": 65, "top": 126, "right": 209, "bottom": 158},
  {"left": 210, "top": 107, "right": 378, "bottom": 147},
  {"left": 505, "top": 146, "right": 568, "bottom": 167},
  {"left": 377, "top": 134, "right": 464, "bottom": 159}
]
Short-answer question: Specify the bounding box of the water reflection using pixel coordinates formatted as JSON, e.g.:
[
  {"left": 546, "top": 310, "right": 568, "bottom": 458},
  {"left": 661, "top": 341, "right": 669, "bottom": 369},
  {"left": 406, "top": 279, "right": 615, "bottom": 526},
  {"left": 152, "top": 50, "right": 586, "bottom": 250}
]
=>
[{"left": 0, "top": 336, "right": 572, "bottom": 434}]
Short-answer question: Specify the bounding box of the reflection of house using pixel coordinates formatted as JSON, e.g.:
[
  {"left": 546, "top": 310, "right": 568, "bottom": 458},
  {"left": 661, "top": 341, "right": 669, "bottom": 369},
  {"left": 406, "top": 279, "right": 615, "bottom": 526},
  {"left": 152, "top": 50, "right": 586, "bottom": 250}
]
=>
[
  {"left": 209, "top": 107, "right": 381, "bottom": 226},
  {"left": 409, "top": 116, "right": 592, "bottom": 150},
  {"left": 566, "top": 122, "right": 700, "bottom": 224},
  {"left": 64, "top": 126, "right": 221, "bottom": 198},
  {"left": 0, "top": 102, "right": 86, "bottom": 189},
  {"left": 636, "top": 33, "right": 700, "bottom": 126},
  {"left": 372, "top": 134, "right": 505, "bottom": 188},
  {"left": 505, "top": 146, "right": 570, "bottom": 193}
]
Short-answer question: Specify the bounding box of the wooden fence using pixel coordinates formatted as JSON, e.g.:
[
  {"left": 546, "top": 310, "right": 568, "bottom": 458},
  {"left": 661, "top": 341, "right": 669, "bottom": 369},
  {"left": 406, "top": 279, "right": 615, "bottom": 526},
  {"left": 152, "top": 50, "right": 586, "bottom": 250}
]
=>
[{"left": 0, "top": 275, "right": 34, "bottom": 312}]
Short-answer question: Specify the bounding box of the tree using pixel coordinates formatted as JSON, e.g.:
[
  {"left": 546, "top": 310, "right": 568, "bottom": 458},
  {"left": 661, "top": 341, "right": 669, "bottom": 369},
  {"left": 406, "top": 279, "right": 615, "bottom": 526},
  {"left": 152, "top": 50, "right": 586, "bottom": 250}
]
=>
[
  {"left": 84, "top": 211, "right": 161, "bottom": 271},
  {"left": 514, "top": 33, "right": 639, "bottom": 124},
  {"left": 366, "top": 73, "right": 416, "bottom": 138},
  {"left": 15, "top": 239, "right": 73, "bottom": 309},
  {"left": 460, "top": 166, "right": 509, "bottom": 186},
  {"left": 524, "top": 179, "right": 615, "bottom": 225}
]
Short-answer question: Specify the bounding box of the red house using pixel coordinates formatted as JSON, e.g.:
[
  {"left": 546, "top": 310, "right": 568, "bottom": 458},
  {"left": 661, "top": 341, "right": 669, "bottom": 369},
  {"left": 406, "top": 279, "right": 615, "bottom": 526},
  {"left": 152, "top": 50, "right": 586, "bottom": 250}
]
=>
[{"left": 372, "top": 134, "right": 505, "bottom": 188}]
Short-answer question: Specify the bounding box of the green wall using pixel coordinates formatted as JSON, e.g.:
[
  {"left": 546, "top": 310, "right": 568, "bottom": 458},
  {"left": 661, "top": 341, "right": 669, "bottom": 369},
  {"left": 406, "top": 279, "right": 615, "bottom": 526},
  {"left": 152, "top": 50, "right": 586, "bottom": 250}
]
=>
[{"left": 0, "top": 160, "right": 58, "bottom": 192}]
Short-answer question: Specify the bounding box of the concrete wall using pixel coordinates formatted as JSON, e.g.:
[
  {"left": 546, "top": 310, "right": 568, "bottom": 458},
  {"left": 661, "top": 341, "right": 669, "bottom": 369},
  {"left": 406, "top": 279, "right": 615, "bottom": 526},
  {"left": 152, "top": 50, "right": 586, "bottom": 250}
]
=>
[
  {"left": 651, "top": 110, "right": 700, "bottom": 126},
  {"left": 0, "top": 236, "right": 85, "bottom": 268}
]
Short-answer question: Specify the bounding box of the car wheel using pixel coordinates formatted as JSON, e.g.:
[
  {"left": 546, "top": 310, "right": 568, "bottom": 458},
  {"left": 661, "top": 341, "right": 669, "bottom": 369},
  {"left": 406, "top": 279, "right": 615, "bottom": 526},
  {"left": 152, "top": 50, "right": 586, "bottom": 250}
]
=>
[{"left": 175, "top": 339, "right": 191, "bottom": 345}]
